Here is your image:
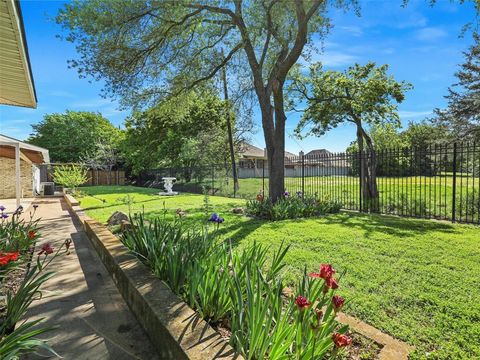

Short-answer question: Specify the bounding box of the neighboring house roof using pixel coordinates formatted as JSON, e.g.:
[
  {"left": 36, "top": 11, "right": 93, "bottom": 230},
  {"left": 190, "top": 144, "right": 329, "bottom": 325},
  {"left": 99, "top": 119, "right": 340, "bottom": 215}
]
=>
[
  {"left": 0, "top": 0, "right": 37, "bottom": 108},
  {"left": 239, "top": 141, "right": 298, "bottom": 160},
  {"left": 305, "top": 149, "right": 332, "bottom": 157},
  {"left": 238, "top": 142, "right": 265, "bottom": 159},
  {"left": 0, "top": 134, "right": 49, "bottom": 163}
]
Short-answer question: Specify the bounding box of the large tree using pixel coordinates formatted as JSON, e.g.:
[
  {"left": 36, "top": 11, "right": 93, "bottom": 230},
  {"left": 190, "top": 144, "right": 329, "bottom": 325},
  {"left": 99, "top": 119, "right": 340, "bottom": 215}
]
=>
[
  {"left": 293, "top": 62, "right": 411, "bottom": 211},
  {"left": 122, "top": 90, "right": 231, "bottom": 176},
  {"left": 56, "top": 0, "right": 346, "bottom": 201},
  {"left": 28, "top": 111, "right": 123, "bottom": 163},
  {"left": 433, "top": 33, "right": 480, "bottom": 142}
]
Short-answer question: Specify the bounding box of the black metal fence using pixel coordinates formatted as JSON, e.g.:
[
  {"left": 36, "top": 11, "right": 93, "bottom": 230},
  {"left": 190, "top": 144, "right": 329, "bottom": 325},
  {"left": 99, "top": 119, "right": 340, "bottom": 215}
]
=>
[{"left": 137, "top": 142, "right": 480, "bottom": 224}]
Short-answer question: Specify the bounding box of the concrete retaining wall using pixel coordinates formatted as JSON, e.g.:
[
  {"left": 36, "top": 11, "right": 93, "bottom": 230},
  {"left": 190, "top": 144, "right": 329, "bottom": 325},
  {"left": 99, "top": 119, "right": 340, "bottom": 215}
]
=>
[{"left": 64, "top": 194, "right": 241, "bottom": 360}]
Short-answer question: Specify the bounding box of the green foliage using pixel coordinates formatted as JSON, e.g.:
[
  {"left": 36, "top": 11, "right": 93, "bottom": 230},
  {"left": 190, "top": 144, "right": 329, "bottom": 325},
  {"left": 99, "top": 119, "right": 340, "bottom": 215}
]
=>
[
  {"left": 52, "top": 164, "right": 88, "bottom": 192},
  {"left": 246, "top": 194, "right": 341, "bottom": 221},
  {"left": 122, "top": 213, "right": 350, "bottom": 358},
  {"left": 293, "top": 62, "right": 412, "bottom": 139},
  {"left": 433, "top": 33, "right": 480, "bottom": 142},
  {"left": 28, "top": 111, "right": 123, "bottom": 163},
  {"left": 122, "top": 90, "right": 231, "bottom": 175}
]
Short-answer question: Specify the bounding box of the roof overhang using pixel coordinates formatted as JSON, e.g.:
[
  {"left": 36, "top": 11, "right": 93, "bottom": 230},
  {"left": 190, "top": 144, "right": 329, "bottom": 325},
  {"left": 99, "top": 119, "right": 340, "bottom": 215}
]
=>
[
  {"left": 0, "top": 0, "right": 37, "bottom": 108},
  {"left": 0, "top": 134, "right": 49, "bottom": 163}
]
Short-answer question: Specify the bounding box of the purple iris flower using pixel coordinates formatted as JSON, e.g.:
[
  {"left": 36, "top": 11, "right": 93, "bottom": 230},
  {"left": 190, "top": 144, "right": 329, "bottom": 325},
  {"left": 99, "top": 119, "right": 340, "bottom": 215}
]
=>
[
  {"left": 33, "top": 204, "right": 39, "bottom": 209},
  {"left": 208, "top": 213, "right": 219, "bottom": 222},
  {"left": 215, "top": 216, "right": 224, "bottom": 224},
  {"left": 284, "top": 191, "right": 290, "bottom": 197},
  {"left": 1, "top": 214, "right": 8, "bottom": 219},
  {"left": 13, "top": 205, "right": 23, "bottom": 215},
  {"left": 0, "top": 205, "right": 5, "bottom": 212}
]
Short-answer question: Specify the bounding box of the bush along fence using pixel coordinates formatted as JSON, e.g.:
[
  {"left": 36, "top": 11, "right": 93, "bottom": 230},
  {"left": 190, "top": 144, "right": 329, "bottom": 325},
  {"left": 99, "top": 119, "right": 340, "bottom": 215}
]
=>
[
  {"left": 39, "top": 163, "right": 125, "bottom": 186},
  {"left": 136, "top": 141, "right": 480, "bottom": 224}
]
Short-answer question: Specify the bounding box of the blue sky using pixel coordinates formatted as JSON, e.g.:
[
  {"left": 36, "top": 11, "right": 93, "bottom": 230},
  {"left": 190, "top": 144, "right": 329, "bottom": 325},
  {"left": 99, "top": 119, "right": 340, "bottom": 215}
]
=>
[{"left": 0, "top": 0, "right": 476, "bottom": 153}]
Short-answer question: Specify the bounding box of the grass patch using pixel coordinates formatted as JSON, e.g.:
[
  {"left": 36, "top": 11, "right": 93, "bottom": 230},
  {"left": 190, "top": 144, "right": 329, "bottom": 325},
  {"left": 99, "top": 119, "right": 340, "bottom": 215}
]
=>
[{"left": 80, "top": 185, "right": 480, "bottom": 359}]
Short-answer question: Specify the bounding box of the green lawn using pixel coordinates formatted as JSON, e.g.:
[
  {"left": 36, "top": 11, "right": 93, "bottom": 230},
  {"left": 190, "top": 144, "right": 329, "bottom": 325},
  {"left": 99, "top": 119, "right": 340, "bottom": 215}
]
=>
[{"left": 79, "top": 186, "right": 480, "bottom": 360}]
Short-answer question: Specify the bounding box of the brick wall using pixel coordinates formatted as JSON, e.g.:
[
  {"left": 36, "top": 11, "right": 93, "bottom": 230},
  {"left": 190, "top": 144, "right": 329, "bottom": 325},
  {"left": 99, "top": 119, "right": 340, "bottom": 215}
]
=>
[{"left": 0, "top": 157, "right": 33, "bottom": 198}]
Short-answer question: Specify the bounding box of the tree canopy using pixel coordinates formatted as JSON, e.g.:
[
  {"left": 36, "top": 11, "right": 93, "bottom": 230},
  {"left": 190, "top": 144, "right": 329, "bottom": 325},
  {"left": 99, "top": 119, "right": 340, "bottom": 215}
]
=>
[
  {"left": 122, "top": 90, "right": 231, "bottom": 175},
  {"left": 433, "top": 33, "right": 480, "bottom": 142},
  {"left": 28, "top": 111, "right": 123, "bottom": 163},
  {"left": 293, "top": 62, "right": 412, "bottom": 142}
]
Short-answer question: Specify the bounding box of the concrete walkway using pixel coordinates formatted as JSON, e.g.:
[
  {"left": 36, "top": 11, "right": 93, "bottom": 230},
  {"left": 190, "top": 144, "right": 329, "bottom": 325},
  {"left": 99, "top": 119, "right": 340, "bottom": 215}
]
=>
[{"left": 24, "top": 198, "right": 158, "bottom": 360}]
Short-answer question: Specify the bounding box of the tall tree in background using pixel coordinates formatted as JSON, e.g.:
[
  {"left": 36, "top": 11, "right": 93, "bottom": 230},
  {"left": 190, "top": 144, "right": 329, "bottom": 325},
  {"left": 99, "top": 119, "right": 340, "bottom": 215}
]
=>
[
  {"left": 122, "top": 90, "right": 230, "bottom": 176},
  {"left": 56, "top": 0, "right": 348, "bottom": 201},
  {"left": 293, "top": 62, "right": 412, "bottom": 211},
  {"left": 433, "top": 33, "right": 480, "bottom": 142},
  {"left": 28, "top": 111, "right": 123, "bottom": 163}
]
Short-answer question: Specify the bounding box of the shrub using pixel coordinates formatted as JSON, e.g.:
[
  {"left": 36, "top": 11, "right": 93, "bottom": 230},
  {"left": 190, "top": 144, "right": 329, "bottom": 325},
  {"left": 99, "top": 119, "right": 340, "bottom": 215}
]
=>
[
  {"left": 246, "top": 193, "right": 341, "bottom": 221},
  {"left": 122, "top": 213, "right": 351, "bottom": 359},
  {"left": 52, "top": 164, "right": 88, "bottom": 193}
]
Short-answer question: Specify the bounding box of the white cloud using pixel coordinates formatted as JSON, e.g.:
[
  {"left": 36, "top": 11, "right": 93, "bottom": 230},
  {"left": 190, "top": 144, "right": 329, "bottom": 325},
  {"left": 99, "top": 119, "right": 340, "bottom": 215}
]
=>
[
  {"left": 49, "top": 90, "right": 75, "bottom": 98},
  {"left": 339, "top": 25, "right": 363, "bottom": 37},
  {"left": 398, "top": 110, "right": 432, "bottom": 118},
  {"left": 396, "top": 13, "right": 427, "bottom": 29},
  {"left": 415, "top": 27, "right": 447, "bottom": 42},
  {"left": 319, "top": 52, "right": 358, "bottom": 67},
  {"left": 69, "top": 98, "right": 113, "bottom": 108},
  {"left": 3, "top": 119, "right": 27, "bottom": 124}
]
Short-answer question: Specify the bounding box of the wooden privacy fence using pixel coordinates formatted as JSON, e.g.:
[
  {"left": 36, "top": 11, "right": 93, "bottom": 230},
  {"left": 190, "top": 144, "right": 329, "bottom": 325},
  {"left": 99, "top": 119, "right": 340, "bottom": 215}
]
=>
[
  {"left": 39, "top": 164, "right": 125, "bottom": 186},
  {"left": 84, "top": 169, "right": 125, "bottom": 186}
]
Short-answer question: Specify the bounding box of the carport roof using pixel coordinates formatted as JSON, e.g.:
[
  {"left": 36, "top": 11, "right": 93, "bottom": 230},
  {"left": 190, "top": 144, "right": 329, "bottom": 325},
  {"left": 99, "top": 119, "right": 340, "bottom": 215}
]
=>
[{"left": 0, "top": 134, "right": 49, "bottom": 163}]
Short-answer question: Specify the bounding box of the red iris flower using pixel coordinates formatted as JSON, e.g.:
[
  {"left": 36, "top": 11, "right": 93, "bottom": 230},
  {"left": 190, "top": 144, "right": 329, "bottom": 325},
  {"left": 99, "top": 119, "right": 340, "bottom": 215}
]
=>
[
  {"left": 332, "top": 295, "right": 345, "bottom": 311},
  {"left": 332, "top": 332, "right": 352, "bottom": 348},
  {"left": 295, "top": 295, "right": 311, "bottom": 310},
  {"left": 319, "top": 264, "right": 335, "bottom": 279},
  {"left": 38, "top": 243, "right": 54, "bottom": 255},
  {"left": 325, "top": 277, "right": 339, "bottom": 289}
]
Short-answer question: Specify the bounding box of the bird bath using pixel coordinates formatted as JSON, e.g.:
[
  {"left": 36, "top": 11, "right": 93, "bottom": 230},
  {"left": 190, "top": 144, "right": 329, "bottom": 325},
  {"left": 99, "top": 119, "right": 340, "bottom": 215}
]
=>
[{"left": 159, "top": 177, "right": 178, "bottom": 196}]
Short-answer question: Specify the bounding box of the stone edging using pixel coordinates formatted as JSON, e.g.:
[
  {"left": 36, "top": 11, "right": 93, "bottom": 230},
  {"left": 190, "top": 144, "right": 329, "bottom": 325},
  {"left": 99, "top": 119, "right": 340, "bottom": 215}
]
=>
[{"left": 64, "top": 193, "right": 242, "bottom": 360}]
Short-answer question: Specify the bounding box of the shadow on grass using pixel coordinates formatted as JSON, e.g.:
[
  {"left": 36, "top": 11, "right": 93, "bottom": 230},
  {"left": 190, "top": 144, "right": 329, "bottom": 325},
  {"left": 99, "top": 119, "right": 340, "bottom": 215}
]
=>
[
  {"left": 80, "top": 185, "right": 159, "bottom": 196},
  {"left": 81, "top": 196, "right": 162, "bottom": 211},
  {"left": 320, "top": 211, "right": 458, "bottom": 238}
]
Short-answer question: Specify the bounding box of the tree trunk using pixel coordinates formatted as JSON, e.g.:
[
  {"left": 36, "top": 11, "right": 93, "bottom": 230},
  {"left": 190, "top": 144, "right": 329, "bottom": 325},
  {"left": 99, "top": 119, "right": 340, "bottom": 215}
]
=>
[
  {"left": 220, "top": 52, "right": 239, "bottom": 196},
  {"left": 356, "top": 123, "right": 379, "bottom": 212},
  {"left": 267, "top": 82, "right": 286, "bottom": 201}
]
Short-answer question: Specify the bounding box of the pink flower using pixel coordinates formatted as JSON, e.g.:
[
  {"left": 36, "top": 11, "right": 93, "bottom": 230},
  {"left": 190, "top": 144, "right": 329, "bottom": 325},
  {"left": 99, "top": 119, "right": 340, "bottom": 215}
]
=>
[
  {"left": 38, "top": 243, "right": 54, "bottom": 255},
  {"left": 295, "top": 295, "right": 311, "bottom": 310},
  {"left": 332, "top": 295, "right": 345, "bottom": 311}
]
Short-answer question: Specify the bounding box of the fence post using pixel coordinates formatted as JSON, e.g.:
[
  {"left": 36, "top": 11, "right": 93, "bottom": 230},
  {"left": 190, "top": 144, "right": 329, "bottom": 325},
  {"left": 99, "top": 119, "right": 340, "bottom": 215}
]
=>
[
  {"left": 262, "top": 160, "right": 265, "bottom": 196},
  {"left": 300, "top": 151, "right": 305, "bottom": 196},
  {"left": 452, "top": 142, "right": 457, "bottom": 222},
  {"left": 211, "top": 165, "right": 215, "bottom": 195},
  {"left": 358, "top": 150, "right": 363, "bottom": 212}
]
